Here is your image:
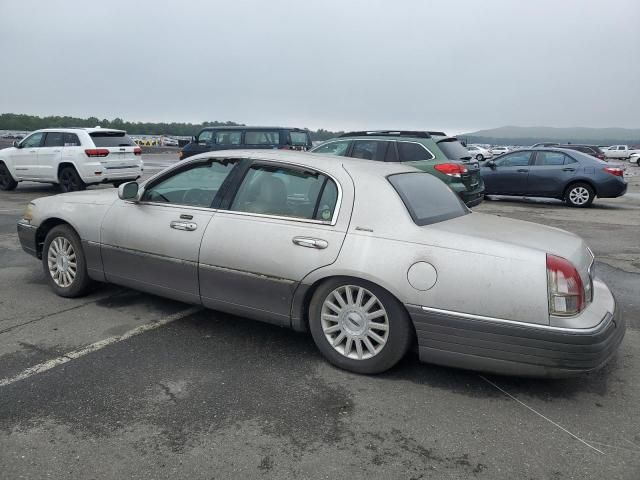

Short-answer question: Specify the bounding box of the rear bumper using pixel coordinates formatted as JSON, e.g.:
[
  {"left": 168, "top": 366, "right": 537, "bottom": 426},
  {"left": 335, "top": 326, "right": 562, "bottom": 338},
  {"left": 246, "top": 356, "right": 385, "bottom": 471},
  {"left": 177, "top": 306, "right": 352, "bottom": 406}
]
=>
[
  {"left": 452, "top": 182, "right": 485, "bottom": 207},
  {"left": 406, "top": 293, "right": 625, "bottom": 378},
  {"left": 597, "top": 179, "right": 627, "bottom": 198},
  {"left": 17, "top": 221, "right": 38, "bottom": 258}
]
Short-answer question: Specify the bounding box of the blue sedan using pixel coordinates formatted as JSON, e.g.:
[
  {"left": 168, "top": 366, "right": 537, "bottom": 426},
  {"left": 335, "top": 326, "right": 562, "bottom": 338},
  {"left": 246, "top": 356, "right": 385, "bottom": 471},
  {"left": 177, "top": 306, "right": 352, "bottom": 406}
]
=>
[{"left": 480, "top": 148, "right": 627, "bottom": 207}]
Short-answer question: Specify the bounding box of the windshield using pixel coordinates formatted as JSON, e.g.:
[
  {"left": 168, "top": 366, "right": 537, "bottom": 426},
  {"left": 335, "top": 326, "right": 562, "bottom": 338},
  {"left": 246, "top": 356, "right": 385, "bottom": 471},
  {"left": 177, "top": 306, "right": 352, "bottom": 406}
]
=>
[
  {"left": 388, "top": 172, "right": 469, "bottom": 226},
  {"left": 436, "top": 138, "right": 471, "bottom": 160}
]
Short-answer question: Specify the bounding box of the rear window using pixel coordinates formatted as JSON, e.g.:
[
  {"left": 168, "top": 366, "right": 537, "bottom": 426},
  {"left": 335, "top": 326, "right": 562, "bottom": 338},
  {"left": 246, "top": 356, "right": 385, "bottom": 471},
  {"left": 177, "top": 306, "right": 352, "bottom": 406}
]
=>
[
  {"left": 388, "top": 172, "right": 469, "bottom": 226},
  {"left": 90, "top": 131, "right": 135, "bottom": 147},
  {"left": 245, "top": 131, "right": 280, "bottom": 145},
  {"left": 437, "top": 139, "right": 472, "bottom": 160},
  {"left": 289, "top": 131, "right": 310, "bottom": 146}
]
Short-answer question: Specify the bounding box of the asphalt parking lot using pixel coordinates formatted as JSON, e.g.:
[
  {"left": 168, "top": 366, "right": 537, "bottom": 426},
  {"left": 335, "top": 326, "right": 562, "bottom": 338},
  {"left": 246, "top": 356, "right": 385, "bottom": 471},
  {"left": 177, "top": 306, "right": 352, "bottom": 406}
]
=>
[{"left": 1, "top": 154, "right": 639, "bottom": 479}]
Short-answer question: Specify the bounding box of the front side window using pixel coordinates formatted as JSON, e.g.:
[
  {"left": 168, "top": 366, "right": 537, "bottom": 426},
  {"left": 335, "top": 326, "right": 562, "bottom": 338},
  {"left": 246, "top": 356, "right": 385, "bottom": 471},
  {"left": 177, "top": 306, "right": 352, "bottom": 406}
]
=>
[
  {"left": 63, "top": 133, "right": 81, "bottom": 146},
  {"left": 350, "top": 140, "right": 388, "bottom": 161},
  {"left": 230, "top": 165, "right": 338, "bottom": 221},
  {"left": 389, "top": 172, "right": 468, "bottom": 226},
  {"left": 141, "top": 159, "right": 238, "bottom": 207},
  {"left": 21, "top": 132, "right": 44, "bottom": 148},
  {"left": 197, "top": 130, "right": 214, "bottom": 144},
  {"left": 216, "top": 131, "right": 242, "bottom": 145},
  {"left": 535, "top": 151, "right": 567, "bottom": 166},
  {"left": 244, "top": 131, "right": 280, "bottom": 145},
  {"left": 495, "top": 151, "right": 531, "bottom": 167},
  {"left": 44, "top": 132, "right": 65, "bottom": 147},
  {"left": 289, "top": 131, "right": 310, "bottom": 146},
  {"left": 90, "top": 131, "right": 135, "bottom": 147},
  {"left": 312, "top": 140, "right": 350, "bottom": 156},
  {"left": 397, "top": 142, "right": 434, "bottom": 162}
]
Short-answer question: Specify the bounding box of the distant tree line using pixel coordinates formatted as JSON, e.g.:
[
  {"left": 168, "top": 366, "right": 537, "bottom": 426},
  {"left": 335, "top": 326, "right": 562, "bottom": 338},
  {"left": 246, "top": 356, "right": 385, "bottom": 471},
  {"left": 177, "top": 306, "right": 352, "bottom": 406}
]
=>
[{"left": 0, "top": 113, "right": 343, "bottom": 141}]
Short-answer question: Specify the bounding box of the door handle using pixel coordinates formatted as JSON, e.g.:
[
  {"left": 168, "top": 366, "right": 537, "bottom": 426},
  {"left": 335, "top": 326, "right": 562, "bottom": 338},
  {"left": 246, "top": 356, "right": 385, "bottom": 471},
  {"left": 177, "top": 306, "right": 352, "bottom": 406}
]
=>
[
  {"left": 170, "top": 220, "right": 197, "bottom": 231},
  {"left": 292, "top": 236, "right": 328, "bottom": 249},
  {"left": 517, "top": 168, "right": 529, "bottom": 173},
  {"left": 562, "top": 168, "right": 575, "bottom": 172}
]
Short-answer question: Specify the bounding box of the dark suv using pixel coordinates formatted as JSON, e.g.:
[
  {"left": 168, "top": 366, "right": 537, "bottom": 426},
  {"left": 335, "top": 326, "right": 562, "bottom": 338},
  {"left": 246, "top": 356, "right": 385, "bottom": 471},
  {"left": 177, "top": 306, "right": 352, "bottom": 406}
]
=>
[
  {"left": 180, "top": 126, "right": 312, "bottom": 160},
  {"left": 311, "top": 131, "right": 485, "bottom": 207},
  {"left": 554, "top": 144, "right": 606, "bottom": 161}
]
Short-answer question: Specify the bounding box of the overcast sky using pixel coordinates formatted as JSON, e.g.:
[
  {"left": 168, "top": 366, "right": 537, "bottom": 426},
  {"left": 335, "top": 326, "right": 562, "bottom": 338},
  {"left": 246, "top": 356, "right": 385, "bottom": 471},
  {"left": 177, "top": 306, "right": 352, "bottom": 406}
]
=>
[{"left": 1, "top": 0, "right": 638, "bottom": 133}]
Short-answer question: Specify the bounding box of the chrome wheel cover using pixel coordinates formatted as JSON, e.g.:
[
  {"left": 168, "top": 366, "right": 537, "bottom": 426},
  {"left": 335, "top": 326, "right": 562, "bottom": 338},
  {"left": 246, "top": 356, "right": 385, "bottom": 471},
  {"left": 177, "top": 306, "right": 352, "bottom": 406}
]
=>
[
  {"left": 321, "top": 285, "right": 389, "bottom": 360},
  {"left": 569, "top": 186, "right": 590, "bottom": 205},
  {"left": 47, "top": 236, "right": 77, "bottom": 288}
]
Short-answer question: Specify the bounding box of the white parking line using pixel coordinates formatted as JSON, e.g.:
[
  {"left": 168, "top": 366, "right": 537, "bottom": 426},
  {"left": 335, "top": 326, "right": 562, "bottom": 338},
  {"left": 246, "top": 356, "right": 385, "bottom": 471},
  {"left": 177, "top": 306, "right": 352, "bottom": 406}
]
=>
[
  {"left": 479, "top": 375, "right": 605, "bottom": 455},
  {"left": 0, "top": 306, "right": 201, "bottom": 388}
]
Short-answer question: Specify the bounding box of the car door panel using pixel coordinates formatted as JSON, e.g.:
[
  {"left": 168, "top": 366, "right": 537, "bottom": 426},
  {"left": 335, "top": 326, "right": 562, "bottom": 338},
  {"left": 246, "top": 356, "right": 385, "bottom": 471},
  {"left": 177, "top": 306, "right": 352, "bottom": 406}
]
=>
[
  {"left": 481, "top": 151, "right": 532, "bottom": 195},
  {"left": 526, "top": 151, "right": 577, "bottom": 197},
  {"left": 12, "top": 132, "right": 44, "bottom": 179},
  {"left": 199, "top": 213, "right": 347, "bottom": 325}
]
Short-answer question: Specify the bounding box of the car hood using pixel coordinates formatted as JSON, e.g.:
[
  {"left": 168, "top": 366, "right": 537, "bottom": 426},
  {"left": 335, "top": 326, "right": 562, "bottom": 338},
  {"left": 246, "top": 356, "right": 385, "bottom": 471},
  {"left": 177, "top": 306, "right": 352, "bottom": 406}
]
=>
[
  {"left": 36, "top": 189, "right": 119, "bottom": 206},
  {"left": 430, "top": 212, "right": 593, "bottom": 272}
]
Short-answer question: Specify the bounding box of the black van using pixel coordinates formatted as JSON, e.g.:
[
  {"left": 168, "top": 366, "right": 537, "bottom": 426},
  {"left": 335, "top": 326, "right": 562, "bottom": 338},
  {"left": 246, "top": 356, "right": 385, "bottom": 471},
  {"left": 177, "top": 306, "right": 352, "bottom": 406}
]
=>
[{"left": 179, "top": 126, "right": 313, "bottom": 160}]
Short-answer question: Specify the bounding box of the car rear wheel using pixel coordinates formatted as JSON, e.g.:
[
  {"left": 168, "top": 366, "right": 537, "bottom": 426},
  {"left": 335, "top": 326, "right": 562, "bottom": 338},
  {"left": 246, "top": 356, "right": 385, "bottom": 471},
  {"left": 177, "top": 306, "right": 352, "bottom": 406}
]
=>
[
  {"left": 309, "top": 278, "right": 413, "bottom": 374},
  {"left": 0, "top": 162, "right": 18, "bottom": 191},
  {"left": 59, "top": 166, "right": 86, "bottom": 193},
  {"left": 42, "top": 225, "right": 92, "bottom": 297},
  {"left": 476, "top": 154, "right": 484, "bottom": 161},
  {"left": 565, "top": 183, "right": 595, "bottom": 208}
]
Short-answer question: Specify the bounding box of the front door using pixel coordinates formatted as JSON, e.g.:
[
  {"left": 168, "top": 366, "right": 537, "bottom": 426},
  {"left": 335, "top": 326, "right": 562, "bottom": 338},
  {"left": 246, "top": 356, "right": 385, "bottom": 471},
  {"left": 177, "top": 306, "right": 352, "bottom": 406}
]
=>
[
  {"left": 36, "top": 132, "right": 64, "bottom": 180},
  {"left": 12, "top": 132, "right": 44, "bottom": 179},
  {"left": 481, "top": 151, "right": 533, "bottom": 195},
  {"left": 198, "top": 161, "right": 350, "bottom": 326},
  {"left": 526, "top": 151, "right": 577, "bottom": 197},
  {"left": 100, "top": 158, "right": 241, "bottom": 303}
]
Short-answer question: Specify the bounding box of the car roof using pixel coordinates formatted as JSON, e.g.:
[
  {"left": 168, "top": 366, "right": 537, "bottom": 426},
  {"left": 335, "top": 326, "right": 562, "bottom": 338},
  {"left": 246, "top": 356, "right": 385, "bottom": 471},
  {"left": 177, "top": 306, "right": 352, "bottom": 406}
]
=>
[
  {"left": 33, "top": 127, "right": 126, "bottom": 134},
  {"left": 199, "top": 126, "right": 308, "bottom": 131},
  {"left": 202, "top": 149, "right": 418, "bottom": 177}
]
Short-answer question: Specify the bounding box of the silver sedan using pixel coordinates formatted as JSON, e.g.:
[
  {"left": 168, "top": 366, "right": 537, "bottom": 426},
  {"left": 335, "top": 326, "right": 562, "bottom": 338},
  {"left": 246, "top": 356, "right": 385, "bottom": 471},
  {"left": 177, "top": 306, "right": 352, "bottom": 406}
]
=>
[{"left": 17, "top": 150, "right": 624, "bottom": 376}]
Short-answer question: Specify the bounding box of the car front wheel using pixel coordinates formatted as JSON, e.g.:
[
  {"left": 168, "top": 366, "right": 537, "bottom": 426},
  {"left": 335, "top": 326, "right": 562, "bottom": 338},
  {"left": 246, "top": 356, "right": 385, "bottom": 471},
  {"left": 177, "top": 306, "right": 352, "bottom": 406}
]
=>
[
  {"left": 0, "top": 162, "right": 18, "bottom": 191},
  {"left": 42, "top": 225, "right": 92, "bottom": 297},
  {"left": 476, "top": 154, "right": 484, "bottom": 161},
  {"left": 565, "top": 183, "right": 595, "bottom": 208},
  {"left": 309, "top": 278, "right": 413, "bottom": 374}
]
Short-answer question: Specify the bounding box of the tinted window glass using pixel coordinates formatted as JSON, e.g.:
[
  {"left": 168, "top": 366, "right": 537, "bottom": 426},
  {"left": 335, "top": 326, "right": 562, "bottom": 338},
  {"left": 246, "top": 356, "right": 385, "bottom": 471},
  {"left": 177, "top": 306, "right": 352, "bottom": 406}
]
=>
[
  {"left": 244, "top": 131, "right": 280, "bottom": 145},
  {"left": 313, "top": 140, "right": 350, "bottom": 156},
  {"left": 63, "top": 133, "right": 81, "bottom": 146},
  {"left": 198, "top": 130, "right": 214, "bottom": 144},
  {"left": 388, "top": 172, "right": 468, "bottom": 226},
  {"left": 385, "top": 142, "right": 399, "bottom": 162},
  {"left": 90, "top": 131, "right": 135, "bottom": 147},
  {"left": 495, "top": 151, "right": 531, "bottom": 167},
  {"left": 142, "top": 159, "right": 237, "bottom": 207},
  {"left": 231, "top": 165, "right": 338, "bottom": 220},
  {"left": 44, "top": 132, "right": 65, "bottom": 147},
  {"left": 289, "top": 131, "right": 310, "bottom": 146},
  {"left": 216, "top": 131, "right": 242, "bottom": 145},
  {"left": 436, "top": 139, "right": 471, "bottom": 160},
  {"left": 535, "top": 151, "right": 566, "bottom": 166},
  {"left": 397, "top": 142, "right": 434, "bottom": 162},
  {"left": 21, "top": 132, "right": 44, "bottom": 148},
  {"left": 350, "top": 140, "right": 388, "bottom": 161}
]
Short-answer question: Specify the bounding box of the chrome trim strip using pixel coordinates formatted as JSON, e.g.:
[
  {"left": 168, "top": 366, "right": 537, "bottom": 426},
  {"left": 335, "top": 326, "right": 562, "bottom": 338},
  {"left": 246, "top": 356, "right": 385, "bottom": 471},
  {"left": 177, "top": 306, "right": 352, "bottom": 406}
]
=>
[
  {"left": 416, "top": 305, "right": 612, "bottom": 334},
  {"left": 199, "top": 263, "right": 295, "bottom": 284}
]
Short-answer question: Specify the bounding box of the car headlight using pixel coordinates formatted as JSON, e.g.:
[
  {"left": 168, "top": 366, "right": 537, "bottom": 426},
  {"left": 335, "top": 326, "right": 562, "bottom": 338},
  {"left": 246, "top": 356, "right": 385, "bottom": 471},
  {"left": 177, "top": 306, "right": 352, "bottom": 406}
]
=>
[{"left": 23, "top": 202, "right": 35, "bottom": 222}]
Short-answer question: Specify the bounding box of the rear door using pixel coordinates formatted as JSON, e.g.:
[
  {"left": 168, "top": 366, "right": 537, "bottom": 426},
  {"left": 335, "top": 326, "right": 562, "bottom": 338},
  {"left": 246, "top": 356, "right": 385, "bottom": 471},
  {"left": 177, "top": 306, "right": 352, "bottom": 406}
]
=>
[
  {"left": 481, "top": 151, "right": 532, "bottom": 195},
  {"left": 36, "top": 132, "right": 64, "bottom": 180},
  {"left": 198, "top": 161, "right": 350, "bottom": 326},
  {"left": 89, "top": 131, "right": 140, "bottom": 171},
  {"left": 526, "top": 151, "right": 577, "bottom": 197}
]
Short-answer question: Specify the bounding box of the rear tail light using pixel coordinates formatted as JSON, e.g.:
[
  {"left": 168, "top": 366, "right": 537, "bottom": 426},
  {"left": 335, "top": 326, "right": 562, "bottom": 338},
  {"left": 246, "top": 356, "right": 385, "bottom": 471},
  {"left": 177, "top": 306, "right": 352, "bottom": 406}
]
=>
[
  {"left": 603, "top": 166, "right": 624, "bottom": 177},
  {"left": 434, "top": 163, "right": 468, "bottom": 177},
  {"left": 597, "top": 153, "right": 605, "bottom": 160},
  {"left": 134, "top": 146, "right": 142, "bottom": 156},
  {"left": 546, "top": 254, "right": 586, "bottom": 316},
  {"left": 85, "top": 148, "right": 109, "bottom": 158}
]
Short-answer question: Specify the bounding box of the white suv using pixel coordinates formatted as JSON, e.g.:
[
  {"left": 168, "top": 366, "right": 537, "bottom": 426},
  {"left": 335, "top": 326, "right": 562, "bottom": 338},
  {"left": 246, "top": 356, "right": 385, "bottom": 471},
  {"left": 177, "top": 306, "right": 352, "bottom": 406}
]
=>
[{"left": 0, "top": 128, "right": 143, "bottom": 192}]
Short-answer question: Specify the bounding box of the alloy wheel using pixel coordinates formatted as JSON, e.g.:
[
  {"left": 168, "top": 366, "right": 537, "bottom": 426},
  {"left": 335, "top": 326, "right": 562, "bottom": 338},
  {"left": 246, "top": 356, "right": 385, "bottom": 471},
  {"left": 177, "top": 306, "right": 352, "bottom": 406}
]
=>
[
  {"left": 60, "top": 169, "right": 78, "bottom": 191},
  {"left": 569, "top": 186, "right": 590, "bottom": 205},
  {"left": 47, "top": 236, "right": 77, "bottom": 287},
  {"left": 321, "top": 285, "right": 390, "bottom": 360}
]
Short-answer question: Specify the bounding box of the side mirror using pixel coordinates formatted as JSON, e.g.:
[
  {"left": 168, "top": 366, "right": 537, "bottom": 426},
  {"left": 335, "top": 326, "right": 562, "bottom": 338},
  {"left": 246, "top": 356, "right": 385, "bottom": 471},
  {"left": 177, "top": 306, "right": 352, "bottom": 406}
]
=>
[
  {"left": 13, "top": 140, "right": 21, "bottom": 148},
  {"left": 118, "top": 181, "right": 139, "bottom": 200},
  {"left": 486, "top": 160, "right": 496, "bottom": 169}
]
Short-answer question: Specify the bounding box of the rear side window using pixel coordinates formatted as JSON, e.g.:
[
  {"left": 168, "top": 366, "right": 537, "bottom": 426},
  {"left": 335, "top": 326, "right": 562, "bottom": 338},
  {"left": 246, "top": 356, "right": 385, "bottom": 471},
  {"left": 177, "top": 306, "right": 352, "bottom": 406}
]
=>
[
  {"left": 244, "top": 131, "right": 280, "bottom": 145},
  {"left": 216, "top": 131, "right": 242, "bottom": 145},
  {"left": 44, "top": 132, "right": 65, "bottom": 147},
  {"left": 388, "top": 172, "right": 469, "bottom": 226},
  {"left": 90, "top": 131, "right": 135, "bottom": 147},
  {"left": 63, "top": 133, "right": 81, "bottom": 146},
  {"left": 535, "top": 151, "right": 567, "bottom": 166},
  {"left": 289, "top": 131, "right": 310, "bottom": 146},
  {"left": 397, "top": 142, "right": 434, "bottom": 162},
  {"left": 350, "top": 140, "right": 388, "bottom": 161}
]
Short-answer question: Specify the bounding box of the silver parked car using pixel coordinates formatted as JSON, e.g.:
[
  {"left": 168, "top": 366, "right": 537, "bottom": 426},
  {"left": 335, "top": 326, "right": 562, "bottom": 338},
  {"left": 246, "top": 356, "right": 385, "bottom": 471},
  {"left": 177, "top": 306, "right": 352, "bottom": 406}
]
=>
[{"left": 17, "top": 150, "right": 624, "bottom": 376}]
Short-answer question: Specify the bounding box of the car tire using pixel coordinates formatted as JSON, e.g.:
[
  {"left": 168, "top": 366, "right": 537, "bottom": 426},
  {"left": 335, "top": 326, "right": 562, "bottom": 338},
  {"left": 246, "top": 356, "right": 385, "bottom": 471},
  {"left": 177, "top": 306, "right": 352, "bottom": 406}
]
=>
[
  {"left": 42, "top": 225, "right": 92, "bottom": 298},
  {"left": 308, "top": 278, "right": 413, "bottom": 374},
  {"left": 59, "top": 166, "right": 86, "bottom": 193},
  {"left": 476, "top": 154, "right": 484, "bottom": 161},
  {"left": 0, "top": 162, "right": 18, "bottom": 191},
  {"left": 565, "top": 182, "right": 595, "bottom": 208}
]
